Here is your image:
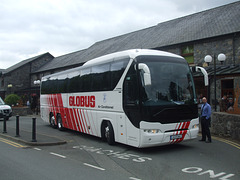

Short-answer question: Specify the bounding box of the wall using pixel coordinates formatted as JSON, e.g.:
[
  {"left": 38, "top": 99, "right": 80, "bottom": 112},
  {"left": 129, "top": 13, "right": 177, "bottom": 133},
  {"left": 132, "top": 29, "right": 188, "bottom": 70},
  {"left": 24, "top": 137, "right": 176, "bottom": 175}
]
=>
[
  {"left": 3, "top": 53, "right": 54, "bottom": 96},
  {"left": 12, "top": 107, "right": 33, "bottom": 116},
  {"left": 211, "top": 112, "right": 240, "bottom": 140},
  {"left": 234, "top": 33, "right": 240, "bottom": 65},
  {"left": 4, "top": 65, "right": 30, "bottom": 95},
  {"left": 197, "top": 33, "right": 239, "bottom": 65}
]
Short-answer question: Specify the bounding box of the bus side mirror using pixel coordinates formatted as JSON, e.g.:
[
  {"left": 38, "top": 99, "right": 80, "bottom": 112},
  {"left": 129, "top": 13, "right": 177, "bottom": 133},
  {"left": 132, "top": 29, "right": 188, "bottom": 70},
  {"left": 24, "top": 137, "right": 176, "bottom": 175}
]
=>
[
  {"left": 191, "top": 66, "right": 209, "bottom": 86},
  {"left": 138, "top": 63, "right": 151, "bottom": 86}
]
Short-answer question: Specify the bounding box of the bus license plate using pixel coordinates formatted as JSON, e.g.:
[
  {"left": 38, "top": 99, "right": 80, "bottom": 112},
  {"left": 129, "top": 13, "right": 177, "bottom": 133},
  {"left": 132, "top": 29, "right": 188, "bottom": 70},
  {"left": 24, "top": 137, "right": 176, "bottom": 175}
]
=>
[{"left": 170, "top": 134, "right": 182, "bottom": 140}]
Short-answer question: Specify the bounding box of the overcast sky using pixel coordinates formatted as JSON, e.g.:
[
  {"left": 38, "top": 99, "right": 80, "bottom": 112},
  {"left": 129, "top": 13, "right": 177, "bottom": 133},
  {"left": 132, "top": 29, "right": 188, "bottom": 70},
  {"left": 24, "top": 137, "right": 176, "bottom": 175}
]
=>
[{"left": 0, "top": 0, "right": 239, "bottom": 69}]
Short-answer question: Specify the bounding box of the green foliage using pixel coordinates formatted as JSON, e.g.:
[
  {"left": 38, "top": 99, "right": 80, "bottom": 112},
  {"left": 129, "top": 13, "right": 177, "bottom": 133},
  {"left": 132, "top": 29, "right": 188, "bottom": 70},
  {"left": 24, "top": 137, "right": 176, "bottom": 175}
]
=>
[{"left": 4, "top": 94, "right": 21, "bottom": 106}]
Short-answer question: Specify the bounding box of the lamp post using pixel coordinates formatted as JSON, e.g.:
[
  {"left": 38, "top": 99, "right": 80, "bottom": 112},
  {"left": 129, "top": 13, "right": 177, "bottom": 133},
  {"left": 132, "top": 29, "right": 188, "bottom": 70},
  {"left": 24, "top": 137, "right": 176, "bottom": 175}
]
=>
[
  {"left": 33, "top": 80, "right": 41, "bottom": 115},
  {"left": 204, "top": 53, "right": 226, "bottom": 111},
  {"left": 33, "top": 80, "right": 41, "bottom": 85}
]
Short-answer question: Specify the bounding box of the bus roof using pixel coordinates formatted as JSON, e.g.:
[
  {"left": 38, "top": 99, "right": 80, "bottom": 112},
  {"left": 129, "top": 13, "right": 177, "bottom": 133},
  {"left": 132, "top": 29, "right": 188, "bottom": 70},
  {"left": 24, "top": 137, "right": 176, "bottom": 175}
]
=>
[
  {"left": 83, "top": 49, "right": 183, "bottom": 67},
  {"left": 42, "top": 49, "right": 184, "bottom": 79}
]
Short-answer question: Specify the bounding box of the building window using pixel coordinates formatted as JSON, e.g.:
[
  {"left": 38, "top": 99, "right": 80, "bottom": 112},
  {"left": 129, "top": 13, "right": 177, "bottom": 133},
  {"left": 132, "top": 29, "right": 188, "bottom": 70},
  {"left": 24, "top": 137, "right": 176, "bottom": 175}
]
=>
[
  {"left": 181, "top": 45, "right": 194, "bottom": 64},
  {"left": 1, "top": 79, "right": 4, "bottom": 88},
  {"left": 221, "top": 79, "right": 234, "bottom": 98}
]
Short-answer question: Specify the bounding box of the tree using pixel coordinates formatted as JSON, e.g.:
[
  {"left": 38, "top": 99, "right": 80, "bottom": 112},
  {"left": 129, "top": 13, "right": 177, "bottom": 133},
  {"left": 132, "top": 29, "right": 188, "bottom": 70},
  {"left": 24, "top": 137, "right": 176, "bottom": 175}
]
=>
[{"left": 4, "top": 94, "right": 21, "bottom": 106}]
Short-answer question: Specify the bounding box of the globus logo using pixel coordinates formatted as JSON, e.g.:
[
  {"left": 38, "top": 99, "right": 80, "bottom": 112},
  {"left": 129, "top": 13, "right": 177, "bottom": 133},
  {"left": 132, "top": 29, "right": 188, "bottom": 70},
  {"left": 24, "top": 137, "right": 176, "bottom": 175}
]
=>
[{"left": 69, "top": 96, "right": 95, "bottom": 108}]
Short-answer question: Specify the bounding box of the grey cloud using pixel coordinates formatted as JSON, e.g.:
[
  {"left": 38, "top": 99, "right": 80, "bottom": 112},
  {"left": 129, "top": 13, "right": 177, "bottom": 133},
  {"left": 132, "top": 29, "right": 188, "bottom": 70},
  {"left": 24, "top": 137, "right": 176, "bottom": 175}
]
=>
[{"left": 0, "top": 0, "right": 238, "bottom": 69}]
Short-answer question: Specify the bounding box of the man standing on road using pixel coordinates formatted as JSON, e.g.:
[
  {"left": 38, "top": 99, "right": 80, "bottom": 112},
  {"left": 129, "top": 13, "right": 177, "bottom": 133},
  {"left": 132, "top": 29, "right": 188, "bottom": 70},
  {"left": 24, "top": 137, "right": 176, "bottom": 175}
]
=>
[{"left": 199, "top": 97, "right": 212, "bottom": 143}]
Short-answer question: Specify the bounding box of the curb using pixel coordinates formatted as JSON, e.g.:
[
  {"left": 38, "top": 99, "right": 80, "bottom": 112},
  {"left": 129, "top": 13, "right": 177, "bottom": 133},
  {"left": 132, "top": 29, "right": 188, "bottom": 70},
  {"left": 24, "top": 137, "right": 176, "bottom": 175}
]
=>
[{"left": 0, "top": 132, "right": 67, "bottom": 146}]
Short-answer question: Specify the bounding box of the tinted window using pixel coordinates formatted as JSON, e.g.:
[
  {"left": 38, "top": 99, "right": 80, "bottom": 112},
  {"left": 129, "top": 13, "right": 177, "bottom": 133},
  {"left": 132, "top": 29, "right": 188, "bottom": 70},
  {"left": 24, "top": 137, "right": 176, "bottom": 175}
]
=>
[
  {"left": 111, "top": 59, "right": 129, "bottom": 89},
  {"left": 123, "top": 63, "right": 139, "bottom": 105},
  {"left": 41, "top": 78, "right": 48, "bottom": 94},
  {"left": 68, "top": 71, "right": 80, "bottom": 93},
  {"left": 91, "top": 64, "right": 111, "bottom": 91},
  {"left": 80, "top": 68, "right": 91, "bottom": 92},
  {"left": 41, "top": 58, "right": 130, "bottom": 94}
]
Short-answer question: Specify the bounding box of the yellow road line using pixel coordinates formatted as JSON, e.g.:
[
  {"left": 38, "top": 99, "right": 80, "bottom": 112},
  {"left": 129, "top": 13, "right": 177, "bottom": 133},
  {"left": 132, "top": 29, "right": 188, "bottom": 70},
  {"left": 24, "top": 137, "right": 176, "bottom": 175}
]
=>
[
  {"left": 0, "top": 137, "right": 27, "bottom": 148},
  {"left": 212, "top": 136, "right": 240, "bottom": 150}
]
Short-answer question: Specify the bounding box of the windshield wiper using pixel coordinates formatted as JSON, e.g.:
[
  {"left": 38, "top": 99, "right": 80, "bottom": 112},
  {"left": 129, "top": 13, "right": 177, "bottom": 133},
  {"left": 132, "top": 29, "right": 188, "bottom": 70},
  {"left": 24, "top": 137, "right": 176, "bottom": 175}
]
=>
[
  {"left": 153, "top": 107, "right": 175, "bottom": 117},
  {"left": 171, "top": 100, "right": 185, "bottom": 105}
]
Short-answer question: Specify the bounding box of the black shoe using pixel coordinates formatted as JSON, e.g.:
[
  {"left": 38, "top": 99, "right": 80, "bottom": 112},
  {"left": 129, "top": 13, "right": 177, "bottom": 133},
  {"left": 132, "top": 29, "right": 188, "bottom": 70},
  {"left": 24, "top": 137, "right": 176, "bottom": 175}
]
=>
[
  {"left": 199, "top": 139, "right": 205, "bottom": 142},
  {"left": 205, "top": 140, "right": 212, "bottom": 143}
]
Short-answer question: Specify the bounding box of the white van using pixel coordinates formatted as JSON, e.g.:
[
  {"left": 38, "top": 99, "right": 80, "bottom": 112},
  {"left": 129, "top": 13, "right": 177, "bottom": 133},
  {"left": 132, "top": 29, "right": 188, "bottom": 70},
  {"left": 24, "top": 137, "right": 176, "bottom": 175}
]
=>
[{"left": 0, "top": 97, "right": 12, "bottom": 120}]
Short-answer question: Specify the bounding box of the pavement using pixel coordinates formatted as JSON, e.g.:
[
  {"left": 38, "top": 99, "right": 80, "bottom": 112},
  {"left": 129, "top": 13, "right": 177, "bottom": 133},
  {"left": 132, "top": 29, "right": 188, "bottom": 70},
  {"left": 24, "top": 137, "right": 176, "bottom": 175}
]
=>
[{"left": 0, "top": 115, "right": 67, "bottom": 146}]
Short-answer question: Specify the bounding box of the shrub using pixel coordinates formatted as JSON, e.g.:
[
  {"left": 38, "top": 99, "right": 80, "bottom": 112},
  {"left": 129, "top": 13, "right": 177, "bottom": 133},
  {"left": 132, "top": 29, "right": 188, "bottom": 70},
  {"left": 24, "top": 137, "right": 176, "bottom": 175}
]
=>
[{"left": 4, "top": 94, "right": 21, "bottom": 106}]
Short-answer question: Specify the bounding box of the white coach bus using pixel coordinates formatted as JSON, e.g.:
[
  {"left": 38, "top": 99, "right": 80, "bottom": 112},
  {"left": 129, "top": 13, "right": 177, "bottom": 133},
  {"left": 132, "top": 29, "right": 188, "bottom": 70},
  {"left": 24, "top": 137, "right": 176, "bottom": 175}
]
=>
[{"left": 40, "top": 49, "right": 208, "bottom": 148}]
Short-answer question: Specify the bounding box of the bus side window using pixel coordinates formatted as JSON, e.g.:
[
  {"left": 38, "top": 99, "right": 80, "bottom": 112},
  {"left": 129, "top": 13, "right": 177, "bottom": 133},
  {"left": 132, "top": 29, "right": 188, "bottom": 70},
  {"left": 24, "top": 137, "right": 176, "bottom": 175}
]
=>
[
  {"left": 58, "top": 74, "right": 68, "bottom": 93},
  {"left": 111, "top": 59, "right": 129, "bottom": 89},
  {"left": 68, "top": 71, "right": 81, "bottom": 93},
  {"left": 80, "top": 68, "right": 91, "bottom": 92},
  {"left": 49, "top": 76, "right": 58, "bottom": 94},
  {"left": 124, "top": 64, "right": 139, "bottom": 105},
  {"left": 91, "top": 64, "right": 110, "bottom": 91}
]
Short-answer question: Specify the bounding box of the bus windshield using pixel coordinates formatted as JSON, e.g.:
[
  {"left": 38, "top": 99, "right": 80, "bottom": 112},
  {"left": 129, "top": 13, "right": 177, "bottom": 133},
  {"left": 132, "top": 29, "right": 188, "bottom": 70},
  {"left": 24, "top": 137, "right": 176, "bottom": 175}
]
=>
[{"left": 138, "top": 56, "right": 197, "bottom": 106}]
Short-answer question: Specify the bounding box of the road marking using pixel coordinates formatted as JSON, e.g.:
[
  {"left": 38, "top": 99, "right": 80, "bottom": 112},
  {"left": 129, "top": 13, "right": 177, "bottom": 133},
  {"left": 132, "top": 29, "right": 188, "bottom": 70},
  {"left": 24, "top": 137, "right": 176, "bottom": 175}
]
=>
[
  {"left": 83, "top": 163, "right": 105, "bottom": 171},
  {"left": 212, "top": 136, "right": 240, "bottom": 150},
  {"left": 182, "top": 167, "right": 235, "bottom": 179},
  {"left": 74, "top": 145, "right": 152, "bottom": 163},
  {"left": 33, "top": 148, "right": 42, "bottom": 151},
  {"left": 0, "top": 137, "right": 26, "bottom": 148},
  {"left": 50, "top": 152, "right": 66, "bottom": 159},
  {"left": 129, "top": 177, "right": 141, "bottom": 180}
]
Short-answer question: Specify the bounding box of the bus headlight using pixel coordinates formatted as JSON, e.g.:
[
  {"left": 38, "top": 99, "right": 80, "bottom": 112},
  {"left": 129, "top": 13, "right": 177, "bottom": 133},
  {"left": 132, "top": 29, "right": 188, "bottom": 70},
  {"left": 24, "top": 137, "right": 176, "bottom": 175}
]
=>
[
  {"left": 143, "top": 129, "right": 161, "bottom": 134},
  {"left": 192, "top": 124, "right": 199, "bottom": 129}
]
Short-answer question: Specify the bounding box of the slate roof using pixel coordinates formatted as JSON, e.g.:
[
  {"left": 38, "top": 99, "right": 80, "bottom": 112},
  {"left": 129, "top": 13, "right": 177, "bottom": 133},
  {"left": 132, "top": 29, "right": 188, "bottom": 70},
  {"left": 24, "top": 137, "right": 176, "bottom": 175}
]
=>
[
  {"left": 35, "top": 49, "right": 86, "bottom": 73},
  {"left": 193, "top": 65, "right": 240, "bottom": 77},
  {"left": 35, "top": 1, "right": 240, "bottom": 73},
  {"left": 4, "top": 52, "right": 53, "bottom": 74}
]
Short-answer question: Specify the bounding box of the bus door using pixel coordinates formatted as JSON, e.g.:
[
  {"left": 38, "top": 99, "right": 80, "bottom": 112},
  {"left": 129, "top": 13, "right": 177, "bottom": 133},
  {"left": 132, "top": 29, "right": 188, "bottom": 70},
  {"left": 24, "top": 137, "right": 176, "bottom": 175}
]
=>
[{"left": 123, "top": 63, "right": 142, "bottom": 145}]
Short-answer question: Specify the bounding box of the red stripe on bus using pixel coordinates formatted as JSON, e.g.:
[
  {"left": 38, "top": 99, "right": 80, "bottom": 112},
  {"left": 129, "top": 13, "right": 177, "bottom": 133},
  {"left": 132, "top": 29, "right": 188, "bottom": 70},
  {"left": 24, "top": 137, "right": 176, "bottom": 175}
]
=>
[
  {"left": 68, "top": 108, "right": 75, "bottom": 130},
  {"left": 79, "top": 109, "right": 87, "bottom": 133},
  {"left": 73, "top": 108, "right": 81, "bottom": 132},
  {"left": 82, "top": 109, "right": 90, "bottom": 134},
  {"left": 76, "top": 109, "right": 84, "bottom": 132}
]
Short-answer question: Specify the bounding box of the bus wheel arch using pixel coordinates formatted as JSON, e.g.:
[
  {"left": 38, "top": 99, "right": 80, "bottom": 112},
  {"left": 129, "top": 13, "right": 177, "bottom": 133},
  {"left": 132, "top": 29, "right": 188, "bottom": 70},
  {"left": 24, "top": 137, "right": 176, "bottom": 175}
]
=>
[{"left": 101, "top": 120, "right": 115, "bottom": 145}]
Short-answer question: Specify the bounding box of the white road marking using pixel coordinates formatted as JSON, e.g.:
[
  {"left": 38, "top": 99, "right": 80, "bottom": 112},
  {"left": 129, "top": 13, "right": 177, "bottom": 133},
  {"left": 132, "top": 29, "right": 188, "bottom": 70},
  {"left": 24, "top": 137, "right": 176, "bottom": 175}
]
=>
[
  {"left": 33, "top": 148, "right": 42, "bottom": 151},
  {"left": 50, "top": 152, "right": 66, "bottom": 159},
  {"left": 83, "top": 163, "right": 105, "bottom": 171},
  {"left": 129, "top": 177, "right": 141, "bottom": 180}
]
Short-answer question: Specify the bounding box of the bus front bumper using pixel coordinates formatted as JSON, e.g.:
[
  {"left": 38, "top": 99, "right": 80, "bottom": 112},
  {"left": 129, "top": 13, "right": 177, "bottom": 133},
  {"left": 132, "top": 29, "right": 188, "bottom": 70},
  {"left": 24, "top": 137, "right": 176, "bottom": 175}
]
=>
[{"left": 139, "top": 127, "right": 199, "bottom": 148}]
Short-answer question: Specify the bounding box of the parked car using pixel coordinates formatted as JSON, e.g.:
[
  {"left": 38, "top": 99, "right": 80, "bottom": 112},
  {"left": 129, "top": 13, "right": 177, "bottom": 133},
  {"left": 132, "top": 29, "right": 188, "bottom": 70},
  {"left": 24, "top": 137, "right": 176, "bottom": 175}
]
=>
[{"left": 0, "top": 97, "right": 12, "bottom": 120}]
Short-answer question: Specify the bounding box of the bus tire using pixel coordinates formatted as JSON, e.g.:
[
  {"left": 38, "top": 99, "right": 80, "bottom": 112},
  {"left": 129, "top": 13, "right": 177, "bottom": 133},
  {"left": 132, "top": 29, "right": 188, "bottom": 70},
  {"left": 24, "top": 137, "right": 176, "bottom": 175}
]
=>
[
  {"left": 50, "top": 113, "right": 57, "bottom": 128},
  {"left": 104, "top": 121, "right": 115, "bottom": 145},
  {"left": 57, "top": 115, "right": 64, "bottom": 131}
]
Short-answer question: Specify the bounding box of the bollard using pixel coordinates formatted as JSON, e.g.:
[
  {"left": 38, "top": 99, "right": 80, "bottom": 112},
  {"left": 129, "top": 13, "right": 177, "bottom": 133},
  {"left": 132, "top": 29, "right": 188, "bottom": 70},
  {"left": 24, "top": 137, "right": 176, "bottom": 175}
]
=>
[
  {"left": 3, "top": 115, "right": 7, "bottom": 133},
  {"left": 16, "top": 115, "right": 20, "bottom": 137},
  {"left": 32, "top": 117, "right": 37, "bottom": 142}
]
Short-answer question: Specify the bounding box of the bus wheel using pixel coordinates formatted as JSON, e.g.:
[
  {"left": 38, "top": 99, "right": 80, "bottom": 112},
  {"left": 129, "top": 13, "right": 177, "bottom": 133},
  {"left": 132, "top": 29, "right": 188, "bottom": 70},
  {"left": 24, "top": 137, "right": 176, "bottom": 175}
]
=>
[
  {"left": 50, "top": 114, "right": 57, "bottom": 128},
  {"left": 57, "top": 115, "right": 64, "bottom": 131},
  {"left": 104, "top": 121, "right": 115, "bottom": 145}
]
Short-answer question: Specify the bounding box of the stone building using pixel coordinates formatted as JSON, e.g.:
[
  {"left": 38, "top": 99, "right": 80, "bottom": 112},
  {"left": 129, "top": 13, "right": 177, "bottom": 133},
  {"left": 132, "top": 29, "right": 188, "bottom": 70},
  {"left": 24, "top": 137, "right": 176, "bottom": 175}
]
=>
[
  {"left": 1, "top": 2, "right": 240, "bottom": 112},
  {"left": 0, "top": 53, "right": 54, "bottom": 102}
]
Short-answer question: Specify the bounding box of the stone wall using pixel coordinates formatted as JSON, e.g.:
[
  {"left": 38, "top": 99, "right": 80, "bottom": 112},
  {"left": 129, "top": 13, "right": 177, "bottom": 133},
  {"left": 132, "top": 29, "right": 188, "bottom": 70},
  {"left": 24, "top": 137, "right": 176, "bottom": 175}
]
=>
[
  {"left": 211, "top": 112, "right": 240, "bottom": 140},
  {"left": 3, "top": 53, "right": 54, "bottom": 96},
  {"left": 12, "top": 107, "right": 33, "bottom": 116}
]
